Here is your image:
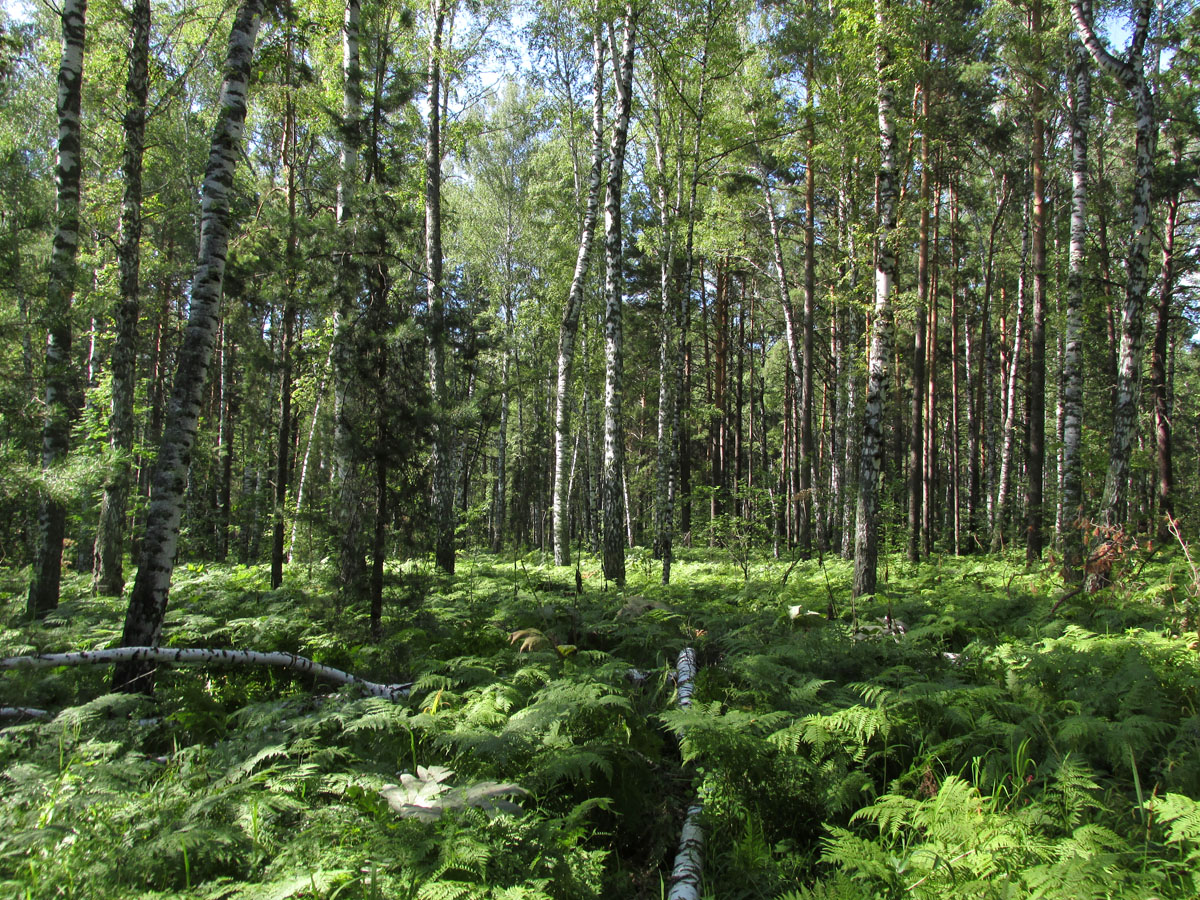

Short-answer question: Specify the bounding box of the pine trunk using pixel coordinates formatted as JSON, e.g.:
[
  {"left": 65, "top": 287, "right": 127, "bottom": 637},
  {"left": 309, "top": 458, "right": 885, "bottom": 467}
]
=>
[{"left": 332, "top": 0, "right": 366, "bottom": 603}]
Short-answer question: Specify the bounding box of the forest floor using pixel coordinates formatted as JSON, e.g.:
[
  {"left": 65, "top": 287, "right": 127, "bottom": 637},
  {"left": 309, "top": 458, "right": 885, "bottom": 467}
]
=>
[{"left": 2, "top": 543, "right": 1200, "bottom": 900}]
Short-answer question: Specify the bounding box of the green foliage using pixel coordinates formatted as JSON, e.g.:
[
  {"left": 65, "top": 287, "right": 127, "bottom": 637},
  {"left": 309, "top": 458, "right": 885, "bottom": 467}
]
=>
[{"left": 4, "top": 551, "right": 1200, "bottom": 898}]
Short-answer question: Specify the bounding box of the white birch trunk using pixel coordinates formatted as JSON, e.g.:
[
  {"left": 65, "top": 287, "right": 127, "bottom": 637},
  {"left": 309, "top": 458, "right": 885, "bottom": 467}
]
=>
[
  {"left": 1071, "top": 0, "right": 1156, "bottom": 527},
  {"left": 601, "top": 5, "right": 636, "bottom": 586},
  {"left": 553, "top": 17, "right": 605, "bottom": 567},
  {"left": 94, "top": 0, "right": 149, "bottom": 597},
  {"left": 990, "top": 206, "right": 1029, "bottom": 552},
  {"left": 1062, "top": 8, "right": 1091, "bottom": 578},
  {"left": 113, "top": 0, "right": 263, "bottom": 692},
  {"left": 7, "top": 648, "right": 411, "bottom": 701},
  {"left": 852, "top": 0, "right": 898, "bottom": 598}
]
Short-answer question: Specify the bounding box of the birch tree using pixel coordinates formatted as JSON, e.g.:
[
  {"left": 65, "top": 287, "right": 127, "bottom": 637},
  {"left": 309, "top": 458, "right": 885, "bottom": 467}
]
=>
[
  {"left": 602, "top": 1, "right": 636, "bottom": 586},
  {"left": 552, "top": 16, "right": 605, "bottom": 567},
  {"left": 1061, "top": 3, "right": 1090, "bottom": 579},
  {"left": 1071, "top": 0, "right": 1157, "bottom": 528},
  {"left": 92, "top": 0, "right": 149, "bottom": 597},
  {"left": 113, "top": 0, "right": 263, "bottom": 692},
  {"left": 852, "top": 0, "right": 898, "bottom": 598},
  {"left": 26, "top": 0, "right": 86, "bottom": 618}
]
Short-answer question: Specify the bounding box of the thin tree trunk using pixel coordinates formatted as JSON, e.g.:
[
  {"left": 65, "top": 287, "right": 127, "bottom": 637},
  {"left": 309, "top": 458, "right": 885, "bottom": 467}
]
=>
[
  {"left": 93, "top": 0, "right": 148, "bottom": 597},
  {"left": 601, "top": 4, "right": 636, "bottom": 586},
  {"left": 426, "top": 0, "right": 455, "bottom": 573},
  {"left": 1151, "top": 142, "right": 1180, "bottom": 539},
  {"left": 907, "top": 71, "right": 929, "bottom": 563},
  {"left": 853, "top": 0, "right": 898, "bottom": 598},
  {"left": 1025, "top": 0, "right": 1048, "bottom": 563},
  {"left": 651, "top": 87, "right": 677, "bottom": 569},
  {"left": 332, "top": 0, "right": 365, "bottom": 603},
  {"left": 1061, "top": 15, "right": 1090, "bottom": 579},
  {"left": 991, "top": 198, "right": 1029, "bottom": 553},
  {"left": 271, "top": 42, "right": 299, "bottom": 590},
  {"left": 27, "top": 0, "right": 87, "bottom": 618},
  {"left": 113, "top": 0, "right": 263, "bottom": 692},
  {"left": 553, "top": 17, "right": 605, "bottom": 567}
]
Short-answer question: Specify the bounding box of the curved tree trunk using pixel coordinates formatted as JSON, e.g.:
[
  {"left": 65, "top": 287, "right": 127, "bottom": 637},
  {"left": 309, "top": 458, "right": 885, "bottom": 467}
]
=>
[
  {"left": 93, "top": 0, "right": 149, "bottom": 597},
  {"left": 601, "top": 4, "right": 636, "bottom": 586},
  {"left": 852, "top": 0, "right": 898, "bottom": 599},
  {"left": 1072, "top": 0, "right": 1156, "bottom": 528},
  {"left": 113, "top": 0, "right": 263, "bottom": 693},
  {"left": 27, "top": 0, "right": 87, "bottom": 618},
  {"left": 553, "top": 18, "right": 605, "bottom": 567}
]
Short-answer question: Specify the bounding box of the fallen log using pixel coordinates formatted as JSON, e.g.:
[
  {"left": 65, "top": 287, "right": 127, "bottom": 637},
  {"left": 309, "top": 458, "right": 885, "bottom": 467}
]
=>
[
  {"left": 0, "top": 707, "right": 51, "bottom": 720},
  {"left": 667, "top": 647, "right": 704, "bottom": 900},
  {"left": 0, "top": 647, "right": 412, "bottom": 701}
]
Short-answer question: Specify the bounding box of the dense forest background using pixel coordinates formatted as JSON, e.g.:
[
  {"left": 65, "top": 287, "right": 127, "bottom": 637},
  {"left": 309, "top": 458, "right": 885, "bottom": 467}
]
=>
[
  {"left": 3, "top": 0, "right": 1200, "bottom": 897},
  {"left": 0, "top": 0, "right": 1198, "bottom": 613}
]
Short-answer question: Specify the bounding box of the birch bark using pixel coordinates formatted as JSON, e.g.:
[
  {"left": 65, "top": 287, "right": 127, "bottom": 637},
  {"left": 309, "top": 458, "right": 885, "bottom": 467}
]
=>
[
  {"left": 1071, "top": 0, "right": 1156, "bottom": 528},
  {"left": 601, "top": 4, "right": 636, "bottom": 586},
  {"left": 553, "top": 19, "right": 605, "bottom": 567},
  {"left": 852, "top": 0, "right": 898, "bottom": 598},
  {"left": 1062, "top": 12, "right": 1091, "bottom": 579},
  {"left": 93, "top": 0, "right": 149, "bottom": 597},
  {"left": 113, "top": 0, "right": 263, "bottom": 691},
  {"left": 27, "top": 0, "right": 87, "bottom": 618}
]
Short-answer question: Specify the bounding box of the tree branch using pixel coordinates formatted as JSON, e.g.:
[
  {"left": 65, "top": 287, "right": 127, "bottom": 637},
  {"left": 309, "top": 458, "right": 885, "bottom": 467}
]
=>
[{"left": 1070, "top": 0, "right": 1134, "bottom": 87}]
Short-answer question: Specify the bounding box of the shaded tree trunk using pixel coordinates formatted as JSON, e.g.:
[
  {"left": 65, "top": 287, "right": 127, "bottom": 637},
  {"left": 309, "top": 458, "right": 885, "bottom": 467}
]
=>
[
  {"left": 27, "top": 0, "right": 87, "bottom": 618},
  {"left": 601, "top": 3, "right": 636, "bottom": 586},
  {"left": 426, "top": 0, "right": 455, "bottom": 573},
  {"left": 93, "top": 0, "right": 148, "bottom": 597},
  {"left": 1025, "top": 0, "right": 1047, "bottom": 563},
  {"left": 332, "top": 0, "right": 366, "bottom": 603},
  {"left": 1151, "top": 140, "right": 1181, "bottom": 539}
]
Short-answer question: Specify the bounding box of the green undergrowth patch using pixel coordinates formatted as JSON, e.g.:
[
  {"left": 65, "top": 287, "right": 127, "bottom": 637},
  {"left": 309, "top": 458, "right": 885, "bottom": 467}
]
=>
[{"left": 1, "top": 547, "right": 1199, "bottom": 899}]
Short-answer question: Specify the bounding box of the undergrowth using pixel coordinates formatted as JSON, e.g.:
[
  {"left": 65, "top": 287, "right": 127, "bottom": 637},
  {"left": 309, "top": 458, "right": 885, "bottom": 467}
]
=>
[{"left": 1, "top": 546, "right": 1199, "bottom": 898}]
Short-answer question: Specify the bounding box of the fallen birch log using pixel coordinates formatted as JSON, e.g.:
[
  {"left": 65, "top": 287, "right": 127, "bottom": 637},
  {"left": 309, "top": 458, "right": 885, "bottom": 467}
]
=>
[
  {"left": 667, "top": 647, "right": 704, "bottom": 900},
  {"left": 0, "top": 647, "right": 412, "bottom": 701},
  {"left": 0, "top": 707, "right": 51, "bottom": 720}
]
